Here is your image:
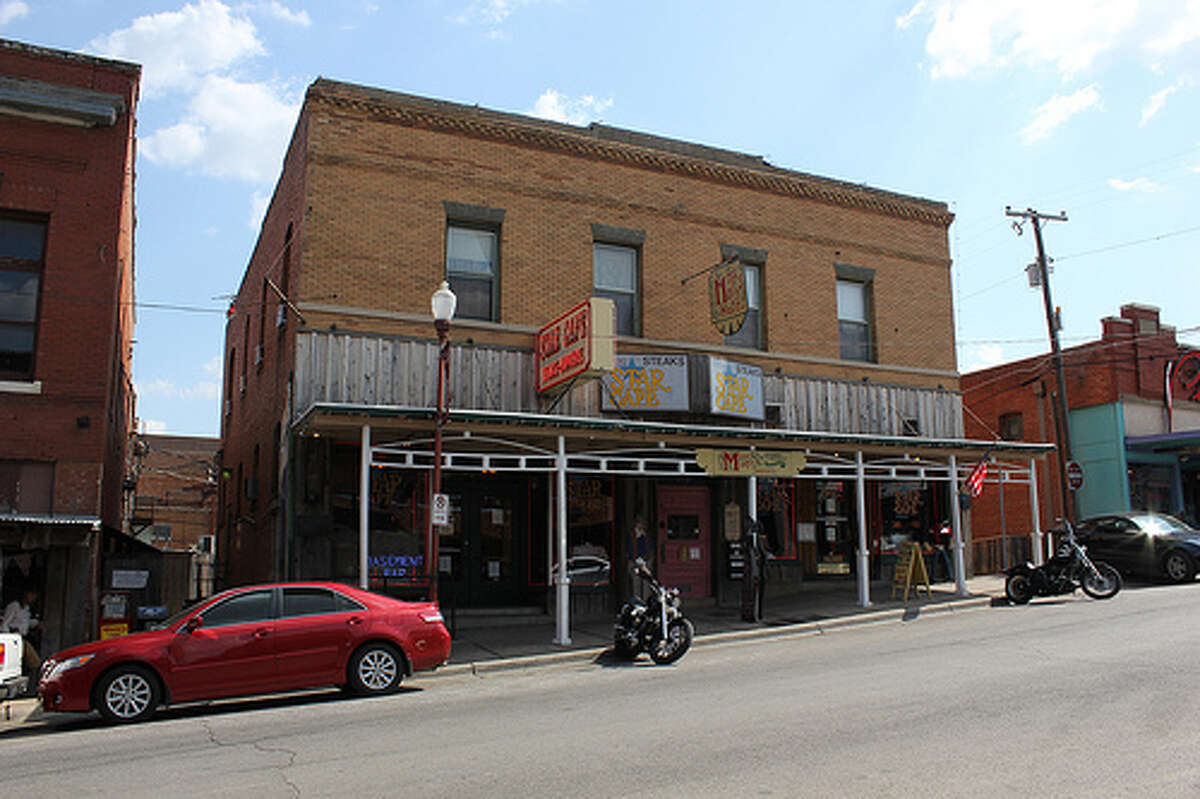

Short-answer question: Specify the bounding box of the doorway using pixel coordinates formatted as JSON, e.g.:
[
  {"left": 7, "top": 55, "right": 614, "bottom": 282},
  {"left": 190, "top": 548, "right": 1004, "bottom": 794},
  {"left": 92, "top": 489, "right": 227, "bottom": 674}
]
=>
[
  {"left": 438, "top": 478, "right": 526, "bottom": 607},
  {"left": 656, "top": 485, "right": 711, "bottom": 598}
]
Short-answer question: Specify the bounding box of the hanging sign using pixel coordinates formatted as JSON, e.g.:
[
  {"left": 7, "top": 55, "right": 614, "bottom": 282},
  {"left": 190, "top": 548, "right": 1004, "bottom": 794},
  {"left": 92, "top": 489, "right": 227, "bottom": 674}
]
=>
[
  {"left": 602, "top": 354, "right": 689, "bottom": 411},
  {"left": 535, "top": 297, "right": 616, "bottom": 394},
  {"left": 709, "top": 259, "right": 748, "bottom": 336},
  {"left": 708, "top": 357, "right": 764, "bottom": 420},
  {"left": 696, "top": 449, "right": 807, "bottom": 477}
]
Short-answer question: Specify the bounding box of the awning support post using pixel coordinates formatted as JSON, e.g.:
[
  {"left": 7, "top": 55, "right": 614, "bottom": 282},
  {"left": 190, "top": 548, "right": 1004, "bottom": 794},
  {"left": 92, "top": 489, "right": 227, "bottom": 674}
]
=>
[
  {"left": 359, "top": 424, "right": 371, "bottom": 590},
  {"left": 1029, "top": 458, "right": 1043, "bottom": 566},
  {"left": 949, "top": 454, "right": 968, "bottom": 596},
  {"left": 554, "top": 435, "right": 571, "bottom": 645},
  {"left": 855, "top": 451, "right": 871, "bottom": 607}
]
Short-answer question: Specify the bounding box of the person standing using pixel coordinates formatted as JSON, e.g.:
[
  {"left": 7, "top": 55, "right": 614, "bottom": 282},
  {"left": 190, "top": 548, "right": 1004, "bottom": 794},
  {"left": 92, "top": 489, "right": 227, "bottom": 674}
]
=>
[{"left": 2, "top": 588, "right": 42, "bottom": 675}]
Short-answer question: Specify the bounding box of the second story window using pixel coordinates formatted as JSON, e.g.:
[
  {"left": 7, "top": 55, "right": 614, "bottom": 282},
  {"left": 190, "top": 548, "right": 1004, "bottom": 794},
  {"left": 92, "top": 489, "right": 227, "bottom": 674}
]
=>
[
  {"left": 446, "top": 226, "right": 497, "bottom": 321},
  {"left": 723, "top": 264, "right": 762, "bottom": 350},
  {"left": 0, "top": 214, "right": 47, "bottom": 381},
  {"left": 835, "top": 263, "right": 875, "bottom": 363},
  {"left": 999, "top": 411, "right": 1024, "bottom": 441},
  {"left": 593, "top": 243, "right": 639, "bottom": 336}
]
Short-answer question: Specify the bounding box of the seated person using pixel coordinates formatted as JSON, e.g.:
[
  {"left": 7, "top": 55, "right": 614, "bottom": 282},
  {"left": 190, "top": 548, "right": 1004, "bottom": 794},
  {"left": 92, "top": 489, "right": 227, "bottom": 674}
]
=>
[{"left": 2, "top": 588, "right": 42, "bottom": 676}]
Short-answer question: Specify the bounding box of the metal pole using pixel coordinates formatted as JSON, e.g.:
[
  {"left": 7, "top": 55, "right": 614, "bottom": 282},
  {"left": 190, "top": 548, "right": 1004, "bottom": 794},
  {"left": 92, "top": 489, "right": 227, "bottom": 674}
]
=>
[
  {"left": 855, "top": 451, "right": 871, "bottom": 607},
  {"left": 1029, "top": 458, "right": 1043, "bottom": 566},
  {"left": 949, "top": 455, "right": 968, "bottom": 595},
  {"left": 998, "top": 458, "right": 1007, "bottom": 570},
  {"left": 554, "top": 435, "right": 571, "bottom": 644},
  {"left": 359, "top": 424, "right": 371, "bottom": 590}
]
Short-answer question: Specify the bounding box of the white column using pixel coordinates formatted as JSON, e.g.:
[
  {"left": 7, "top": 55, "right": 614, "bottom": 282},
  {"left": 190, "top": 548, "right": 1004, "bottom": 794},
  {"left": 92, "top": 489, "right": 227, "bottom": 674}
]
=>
[
  {"left": 359, "top": 424, "right": 371, "bottom": 590},
  {"left": 855, "top": 451, "right": 871, "bottom": 607},
  {"left": 748, "top": 474, "right": 757, "bottom": 524},
  {"left": 1029, "top": 458, "right": 1043, "bottom": 566},
  {"left": 554, "top": 435, "right": 571, "bottom": 645},
  {"left": 949, "top": 455, "right": 968, "bottom": 595}
]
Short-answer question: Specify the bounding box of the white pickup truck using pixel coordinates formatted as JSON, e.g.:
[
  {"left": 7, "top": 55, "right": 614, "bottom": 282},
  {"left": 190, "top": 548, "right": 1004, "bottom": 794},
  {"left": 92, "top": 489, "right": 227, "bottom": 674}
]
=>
[{"left": 1, "top": 632, "right": 29, "bottom": 699}]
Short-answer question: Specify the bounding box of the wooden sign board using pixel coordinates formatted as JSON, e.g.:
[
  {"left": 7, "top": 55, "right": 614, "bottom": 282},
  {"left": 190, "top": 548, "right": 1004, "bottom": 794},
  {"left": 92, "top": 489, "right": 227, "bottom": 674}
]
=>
[
  {"left": 535, "top": 297, "right": 616, "bottom": 394},
  {"left": 709, "top": 260, "right": 748, "bottom": 335},
  {"left": 696, "top": 449, "right": 807, "bottom": 477},
  {"left": 890, "top": 541, "right": 932, "bottom": 601}
]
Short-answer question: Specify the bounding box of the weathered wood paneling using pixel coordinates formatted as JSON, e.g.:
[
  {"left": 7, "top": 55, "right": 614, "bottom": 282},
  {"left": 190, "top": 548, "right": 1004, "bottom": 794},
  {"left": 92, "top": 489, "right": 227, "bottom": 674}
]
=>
[{"left": 293, "top": 331, "right": 964, "bottom": 438}]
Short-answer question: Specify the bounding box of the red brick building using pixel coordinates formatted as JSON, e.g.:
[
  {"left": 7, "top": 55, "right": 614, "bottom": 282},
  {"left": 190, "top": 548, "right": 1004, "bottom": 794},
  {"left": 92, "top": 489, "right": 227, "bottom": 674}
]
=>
[
  {"left": 962, "top": 303, "right": 1200, "bottom": 569},
  {"left": 221, "top": 79, "right": 1046, "bottom": 618},
  {"left": 0, "top": 39, "right": 140, "bottom": 651}
]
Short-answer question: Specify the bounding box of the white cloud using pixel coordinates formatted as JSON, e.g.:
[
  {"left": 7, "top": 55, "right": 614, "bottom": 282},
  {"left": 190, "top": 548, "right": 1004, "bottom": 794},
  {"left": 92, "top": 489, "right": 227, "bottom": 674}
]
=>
[
  {"left": 243, "top": 1, "right": 311, "bottom": 26},
  {"left": 1140, "top": 84, "right": 1178, "bottom": 125},
  {"left": 905, "top": 0, "right": 1193, "bottom": 80},
  {"left": 140, "top": 419, "right": 169, "bottom": 434},
  {"left": 138, "top": 376, "right": 220, "bottom": 401},
  {"left": 202, "top": 355, "right": 222, "bottom": 378},
  {"left": 961, "top": 343, "right": 1008, "bottom": 372},
  {"left": 140, "top": 74, "right": 300, "bottom": 183},
  {"left": 0, "top": 1, "right": 29, "bottom": 26},
  {"left": 1020, "top": 83, "right": 1102, "bottom": 144},
  {"left": 1107, "top": 177, "right": 1163, "bottom": 192},
  {"left": 529, "top": 89, "right": 613, "bottom": 126},
  {"left": 89, "top": 0, "right": 265, "bottom": 97}
]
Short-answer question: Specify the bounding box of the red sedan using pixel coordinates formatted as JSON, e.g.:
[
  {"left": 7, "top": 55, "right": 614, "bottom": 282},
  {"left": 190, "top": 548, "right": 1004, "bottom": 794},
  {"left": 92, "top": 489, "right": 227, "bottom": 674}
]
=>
[{"left": 38, "top": 582, "right": 450, "bottom": 723}]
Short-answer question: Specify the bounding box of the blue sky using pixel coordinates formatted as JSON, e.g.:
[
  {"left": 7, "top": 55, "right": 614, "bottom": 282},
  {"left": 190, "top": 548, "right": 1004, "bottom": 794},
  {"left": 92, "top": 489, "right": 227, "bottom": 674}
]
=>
[{"left": 3, "top": 0, "right": 1198, "bottom": 436}]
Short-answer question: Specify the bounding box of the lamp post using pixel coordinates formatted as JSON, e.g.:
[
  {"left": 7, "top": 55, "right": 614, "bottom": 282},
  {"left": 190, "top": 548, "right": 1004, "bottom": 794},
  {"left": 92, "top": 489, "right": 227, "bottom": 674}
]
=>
[{"left": 429, "top": 280, "right": 456, "bottom": 603}]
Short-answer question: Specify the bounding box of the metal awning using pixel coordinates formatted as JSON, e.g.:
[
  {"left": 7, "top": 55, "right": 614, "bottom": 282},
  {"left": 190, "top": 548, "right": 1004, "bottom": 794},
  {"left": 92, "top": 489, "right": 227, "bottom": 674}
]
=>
[{"left": 1126, "top": 431, "right": 1200, "bottom": 454}]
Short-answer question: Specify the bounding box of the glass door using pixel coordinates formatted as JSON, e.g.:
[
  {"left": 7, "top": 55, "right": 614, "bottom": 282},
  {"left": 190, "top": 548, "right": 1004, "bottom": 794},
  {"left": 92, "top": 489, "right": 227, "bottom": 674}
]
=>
[{"left": 438, "top": 479, "right": 524, "bottom": 607}]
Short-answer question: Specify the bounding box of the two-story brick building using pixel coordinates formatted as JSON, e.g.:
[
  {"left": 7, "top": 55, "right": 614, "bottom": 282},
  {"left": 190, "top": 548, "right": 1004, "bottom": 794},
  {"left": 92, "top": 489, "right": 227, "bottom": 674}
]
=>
[
  {"left": 221, "top": 79, "right": 1048, "bottom": 627},
  {"left": 0, "top": 39, "right": 140, "bottom": 652},
  {"left": 963, "top": 303, "right": 1200, "bottom": 567}
]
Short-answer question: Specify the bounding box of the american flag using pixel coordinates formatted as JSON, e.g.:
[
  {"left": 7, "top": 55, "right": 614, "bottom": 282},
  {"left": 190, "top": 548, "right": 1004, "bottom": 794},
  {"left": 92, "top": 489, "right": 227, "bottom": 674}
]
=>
[{"left": 966, "top": 459, "right": 988, "bottom": 497}]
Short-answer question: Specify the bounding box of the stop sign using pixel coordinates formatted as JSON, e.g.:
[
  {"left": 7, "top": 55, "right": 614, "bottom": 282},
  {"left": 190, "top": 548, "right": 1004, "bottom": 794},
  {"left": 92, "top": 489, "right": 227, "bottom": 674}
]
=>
[{"left": 1066, "top": 460, "right": 1084, "bottom": 491}]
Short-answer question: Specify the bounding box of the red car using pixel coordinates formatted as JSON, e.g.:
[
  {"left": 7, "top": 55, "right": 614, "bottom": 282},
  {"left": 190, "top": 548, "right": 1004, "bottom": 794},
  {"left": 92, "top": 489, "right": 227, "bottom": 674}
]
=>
[{"left": 38, "top": 582, "right": 450, "bottom": 723}]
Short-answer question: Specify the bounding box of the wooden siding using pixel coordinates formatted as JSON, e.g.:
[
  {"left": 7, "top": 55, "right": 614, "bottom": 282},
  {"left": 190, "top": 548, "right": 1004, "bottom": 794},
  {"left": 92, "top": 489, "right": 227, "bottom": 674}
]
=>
[{"left": 294, "top": 331, "right": 963, "bottom": 437}]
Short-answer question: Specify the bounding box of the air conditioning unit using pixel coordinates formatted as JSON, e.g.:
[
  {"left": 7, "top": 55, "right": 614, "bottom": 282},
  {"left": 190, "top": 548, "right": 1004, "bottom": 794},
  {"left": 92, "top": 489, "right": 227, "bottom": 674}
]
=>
[
  {"left": 276, "top": 305, "right": 287, "bottom": 328},
  {"left": 254, "top": 345, "right": 264, "bottom": 366}
]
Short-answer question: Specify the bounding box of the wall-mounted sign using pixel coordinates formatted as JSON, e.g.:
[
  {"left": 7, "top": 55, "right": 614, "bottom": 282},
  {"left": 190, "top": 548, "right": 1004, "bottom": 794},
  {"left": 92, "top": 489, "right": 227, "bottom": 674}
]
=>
[
  {"left": 705, "top": 356, "right": 764, "bottom": 420},
  {"left": 535, "top": 297, "right": 616, "bottom": 394},
  {"left": 111, "top": 569, "right": 149, "bottom": 589},
  {"left": 696, "top": 449, "right": 807, "bottom": 476},
  {"left": 709, "top": 259, "right": 748, "bottom": 336},
  {"left": 602, "top": 354, "right": 689, "bottom": 411}
]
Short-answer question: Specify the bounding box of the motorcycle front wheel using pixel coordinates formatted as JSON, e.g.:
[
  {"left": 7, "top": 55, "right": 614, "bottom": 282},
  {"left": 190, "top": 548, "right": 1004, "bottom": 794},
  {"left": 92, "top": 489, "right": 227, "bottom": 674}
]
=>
[
  {"left": 650, "top": 618, "right": 694, "bottom": 665},
  {"left": 1081, "top": 561, "right": 1122, "bottom": 599},
  {"left": 1005, "top": 572, "right": 1033, "bottom": 604}
]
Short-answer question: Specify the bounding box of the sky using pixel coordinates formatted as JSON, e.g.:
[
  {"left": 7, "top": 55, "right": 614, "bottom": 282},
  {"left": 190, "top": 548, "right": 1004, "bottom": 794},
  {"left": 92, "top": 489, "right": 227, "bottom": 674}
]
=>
[{"left": 3, "top": 0, "right": 1198, "bottom": 437}]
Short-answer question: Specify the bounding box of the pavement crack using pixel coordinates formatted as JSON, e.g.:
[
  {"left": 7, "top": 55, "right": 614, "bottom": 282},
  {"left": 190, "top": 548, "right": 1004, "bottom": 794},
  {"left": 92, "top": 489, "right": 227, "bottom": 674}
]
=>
[{"left": 201, "top": 719, "right": 301, "bottom": 797}]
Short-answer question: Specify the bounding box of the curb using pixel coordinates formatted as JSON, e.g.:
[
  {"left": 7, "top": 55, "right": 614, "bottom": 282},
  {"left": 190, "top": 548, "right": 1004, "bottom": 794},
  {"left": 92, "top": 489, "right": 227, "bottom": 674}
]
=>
[{"left": 424, "top": 593, "right": 996, "bottom": 680}]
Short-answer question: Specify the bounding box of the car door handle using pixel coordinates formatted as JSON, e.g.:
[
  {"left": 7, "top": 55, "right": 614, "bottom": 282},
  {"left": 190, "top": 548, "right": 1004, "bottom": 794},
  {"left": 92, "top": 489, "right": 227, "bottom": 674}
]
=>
[
  {"left": 348, "top": 617, "right": 363, "bottom": 626},
  {"left": 254, "top": 628, "right": 270, "bottom": 639}
]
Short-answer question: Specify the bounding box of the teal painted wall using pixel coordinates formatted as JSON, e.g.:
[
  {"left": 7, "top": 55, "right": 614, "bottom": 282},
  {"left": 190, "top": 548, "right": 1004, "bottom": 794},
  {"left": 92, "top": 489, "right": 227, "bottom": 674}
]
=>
[{"left": 1068, "top": 403, "right": 1129, "bottom": 517}]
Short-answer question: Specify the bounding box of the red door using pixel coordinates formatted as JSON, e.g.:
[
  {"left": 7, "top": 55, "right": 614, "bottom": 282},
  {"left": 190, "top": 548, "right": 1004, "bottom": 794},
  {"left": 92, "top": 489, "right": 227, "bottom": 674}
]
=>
[
  {"left": 656, "top": 486, "right": 711, "bottom": 598},
  {"left": 167, "top": 588, "right": 277, "bottom": 702}
]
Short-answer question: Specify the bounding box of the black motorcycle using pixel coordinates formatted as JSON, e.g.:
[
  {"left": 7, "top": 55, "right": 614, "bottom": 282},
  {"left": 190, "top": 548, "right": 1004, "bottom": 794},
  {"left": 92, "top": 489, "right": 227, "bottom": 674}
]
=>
[
  {"left": 1005, "top": 521, "right": 1122, "bottom": 604},
  {"left": 613, "top": 558, "right": 694, "bottom": 665}
]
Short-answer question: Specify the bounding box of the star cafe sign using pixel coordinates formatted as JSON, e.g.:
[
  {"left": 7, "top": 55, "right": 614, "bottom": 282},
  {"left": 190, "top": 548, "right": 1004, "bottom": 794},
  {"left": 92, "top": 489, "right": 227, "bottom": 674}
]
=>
[
  {"left": 696, "top": 449, "right": 807, "bottom": 477},
  {"left": 535, "top": 297, "right": 616, "bottom": 394}
]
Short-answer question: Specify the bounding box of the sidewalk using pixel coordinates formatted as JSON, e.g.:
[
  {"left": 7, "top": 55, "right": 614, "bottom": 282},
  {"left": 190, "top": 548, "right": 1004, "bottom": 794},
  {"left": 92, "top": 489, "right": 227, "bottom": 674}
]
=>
[
  {"left": 440, "top": 573, "right": 1007, "bottom": 675},
  {"left": 0, "top": 574, "right": 1006, "bottom": 732}
]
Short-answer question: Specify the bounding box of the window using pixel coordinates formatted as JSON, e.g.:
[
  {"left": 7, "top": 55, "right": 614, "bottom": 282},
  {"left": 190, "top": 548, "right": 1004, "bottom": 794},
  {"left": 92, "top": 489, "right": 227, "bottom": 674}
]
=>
[
  {"left": 282, "top": 587, "right": 363, "bottom": 617},
  {"left": 0, "top": 460, "right": 53, "bottom": 513},
  {"left": 999, "top": 412, "right": 1023, "bottom": 441},
  {"left": 201, "top": 589, "right": 273, "bottom": 627},
  {"left": 593, "top": 244, "right": 639, "bottom": 336},
  {"left": 723, "top": 264, "right": 762, "bottom": 349},
  {"left": 446, "top": 225, "right": 498, "bottom": 321},
  {"left": 0, "top": 215, "right": 47, "bottom": 380},
  {"left": 836, "top": 278, "right": 873, "bottom": 362}
]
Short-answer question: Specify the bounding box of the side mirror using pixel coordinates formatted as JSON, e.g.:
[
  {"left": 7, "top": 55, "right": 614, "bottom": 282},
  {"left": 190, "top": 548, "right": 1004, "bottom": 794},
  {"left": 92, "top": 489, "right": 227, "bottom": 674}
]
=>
[{"left": 183, "top": 616, "right": 203, "bottom": 634}]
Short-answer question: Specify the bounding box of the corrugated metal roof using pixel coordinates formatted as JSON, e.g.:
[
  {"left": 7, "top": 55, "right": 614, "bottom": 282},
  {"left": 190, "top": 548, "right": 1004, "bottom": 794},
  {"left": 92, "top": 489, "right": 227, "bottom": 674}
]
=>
[{"left": 0, "top": 514, "right": 101, "bottom": 528}]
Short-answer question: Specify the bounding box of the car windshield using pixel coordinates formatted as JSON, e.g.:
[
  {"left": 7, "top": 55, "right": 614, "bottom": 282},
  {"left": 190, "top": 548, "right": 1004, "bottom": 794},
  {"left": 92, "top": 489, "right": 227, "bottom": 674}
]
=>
[{"left": 1130, "top": 514, "right": 1195, "bottom": 536}]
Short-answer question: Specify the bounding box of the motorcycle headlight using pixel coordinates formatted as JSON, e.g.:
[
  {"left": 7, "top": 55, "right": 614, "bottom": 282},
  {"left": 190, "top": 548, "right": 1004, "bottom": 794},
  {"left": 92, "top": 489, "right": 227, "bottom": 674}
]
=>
[{"left": 48, "top": 654, "right": 95, "bottom": 680}]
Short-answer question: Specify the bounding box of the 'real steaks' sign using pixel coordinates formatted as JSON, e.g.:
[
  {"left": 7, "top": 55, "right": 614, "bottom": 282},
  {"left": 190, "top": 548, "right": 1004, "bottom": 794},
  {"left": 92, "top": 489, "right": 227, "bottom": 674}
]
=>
[{"left": 535, "top": 297, "right": 616, "bottom": 394}]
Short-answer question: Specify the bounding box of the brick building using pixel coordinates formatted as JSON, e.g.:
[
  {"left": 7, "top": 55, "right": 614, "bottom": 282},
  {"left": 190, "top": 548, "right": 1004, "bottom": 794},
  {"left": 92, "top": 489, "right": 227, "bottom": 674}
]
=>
[
  {"left": 962, "top": 303, "right": 1200, "bottom": 568},
  {"left": 0, "top": 39, "right": 140, "bottom": 651},
  {"left": 129, "top": 434, "right": 219, "bottom": 603},
  {"left": 221, "top": 79, "right": 1047, "bottom": 624}
]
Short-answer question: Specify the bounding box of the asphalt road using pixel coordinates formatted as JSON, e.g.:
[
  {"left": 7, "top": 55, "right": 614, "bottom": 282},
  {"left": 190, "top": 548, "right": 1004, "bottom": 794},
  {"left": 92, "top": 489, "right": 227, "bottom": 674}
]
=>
[{"left": 6, "top": 581, "right": 1199, "bottom": 798}]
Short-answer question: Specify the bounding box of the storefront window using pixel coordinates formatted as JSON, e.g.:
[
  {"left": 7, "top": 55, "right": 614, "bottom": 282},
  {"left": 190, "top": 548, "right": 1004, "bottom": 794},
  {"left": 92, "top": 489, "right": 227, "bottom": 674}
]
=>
[
  {"left": 814, "top": 481, "right": 853, "bottom": 575},
  {"left": 367, "top": 468, "right": 426, "bottom": 589},
  {"left": 558, "top": 476, "right": 614, "bottom": 586},
  {"left": 878, "top": 481, "right": 931, "bottom": 554},
  {"left": 756, "top": 478, "right": 796, "bottom": 559}
]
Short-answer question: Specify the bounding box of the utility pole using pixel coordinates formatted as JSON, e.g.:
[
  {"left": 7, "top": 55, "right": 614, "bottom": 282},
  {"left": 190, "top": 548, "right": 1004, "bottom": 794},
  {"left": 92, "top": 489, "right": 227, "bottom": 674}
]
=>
[{"left": 1006, "top": 206, "right": 1076, "bottom": 523}]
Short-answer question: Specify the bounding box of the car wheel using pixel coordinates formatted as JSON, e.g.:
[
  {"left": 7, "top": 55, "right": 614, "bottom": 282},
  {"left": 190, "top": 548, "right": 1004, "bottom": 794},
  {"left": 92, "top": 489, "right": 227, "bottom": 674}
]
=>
[
  {"left": 348, "top": 643, "right": 404, "bottom": 695},
  {"left": 1162, "top": 550, "right": 1196, "bottom": 584},
  {"left": 95, "top": 665, "right": 160, "bottom": 724}
]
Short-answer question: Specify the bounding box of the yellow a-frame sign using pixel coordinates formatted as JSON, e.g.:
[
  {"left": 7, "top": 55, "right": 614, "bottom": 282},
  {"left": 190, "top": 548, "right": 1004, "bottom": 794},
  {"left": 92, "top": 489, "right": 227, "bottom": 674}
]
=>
[{"left": 890, "top": 541, "right": 933, "bottom": 600}]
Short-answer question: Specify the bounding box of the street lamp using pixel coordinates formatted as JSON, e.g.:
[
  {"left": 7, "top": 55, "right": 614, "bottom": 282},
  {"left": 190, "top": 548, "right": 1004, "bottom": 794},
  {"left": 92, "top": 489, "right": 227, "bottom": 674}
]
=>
[{"left": 429, "top": 281, "right": 456, "bottom": 602}]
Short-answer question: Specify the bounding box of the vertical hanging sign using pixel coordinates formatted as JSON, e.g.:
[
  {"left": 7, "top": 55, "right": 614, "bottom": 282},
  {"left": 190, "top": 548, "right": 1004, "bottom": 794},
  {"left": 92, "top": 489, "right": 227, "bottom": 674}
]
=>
[{"left": 709, "top": 258, "right": 748, "bottom": 336}]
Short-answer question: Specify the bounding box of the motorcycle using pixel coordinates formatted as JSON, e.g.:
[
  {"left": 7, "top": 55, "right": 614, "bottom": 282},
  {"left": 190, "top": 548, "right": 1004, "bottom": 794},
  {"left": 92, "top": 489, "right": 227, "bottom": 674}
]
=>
[
  {"left": 613, "top": 557, "right": 694, "bottom": 665},
  {"left": 1005, "top": 520, "right": 1122, "bottom": 604}
]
